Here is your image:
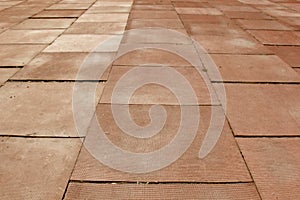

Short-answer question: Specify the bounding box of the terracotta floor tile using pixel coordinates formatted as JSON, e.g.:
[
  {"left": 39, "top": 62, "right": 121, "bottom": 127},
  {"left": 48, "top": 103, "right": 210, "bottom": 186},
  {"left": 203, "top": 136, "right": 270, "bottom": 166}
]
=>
[
  {"left": 93, "top": 1, "right": 133, "bottom": 7},
  {"left": 134, "top": 0, "right": 171, "bottom": 5},
  {"left": 113, "top": 46, "right": 193, "bottom": 66},
  {"left": 209, "top": 54, "right": 300, "bottom": 82},
  {"left": 86, "top": 6, "right": 131, "bottom": 13},
  {"left": 0, "top": 44, "right": 45, "bottom": 66},
  {"left": 268, "top": 46, "right": 300, "bottom": 67},
  {"left": 0, "top": 82, "right": 104, "bottom": 136},
  {"left": 224, "top": 84, "right": 300, "bottom": 136},
  {"left": 223, "top": 11, "right": 273, "bottom": 19},
  {"left": 44, "top": 34, "right": 122, "bottom": 52},
  {"left": 77, "top": 13, "right": 129, "bottom": 22},
  {"left": 46, "top": 3, "right": 91, "bottom": 10},
  {"left": 237, "top": 138, "right": 300, "bottom": 200},
  {"left": 295, "top": 68, "right": 300, "bottom": 75},
  {"left": 127, "top": 19, "right": 184, "bottom": 29},
  {"left": 100, "top": 66, "right": 218, "bottom": 105},
  {"left": 279, "top": 17, "right": 300, "bottom": 30},
  {"left": 179, "top": 15, "right": 230, "bottom": 23},
  {"left": 0, "top": 137, "right": 81, "bottom": 200},
  {"left": 192, "top": 35, "right": 272, "bottom": 54},
  {"left": 65, "top": 22, "right": 126, "bottom": 34},
  {"left": 71, "top": 105, "right": 251, "bottom": 182},
  {"left": 12, "top": 18, "right": 75, "bottom": 29},
  {"left": 33, "top": 10, "right": 85, "bottom": 18},
  {"left": 11, "top": 53, "right": 114, "bottom": 80},
  {"left": 0, "top": 68, "right": 19, "bottom": 84},
  {"left": 236, "top": 19, "right": 292, "bottom": 30},
  {"left": 173, "top": 2, "right": 211, "bottom": 8},
  {"left": 215, "top": 5, "right": 258, "bottom": 12},
  {"left": 65, "top": 183, "right": 260, "bottom": 200},
  {"left": 175, "top": 8, "right": 223, "bottom": 15},
  {"left": 264, "top": 9, "right": 300, "bottom": 18},
  {"left": 132, "top": 4, "right": 174, "bottom": 10},
  {"left": 0, "top": 29, "right": 63, "bottom": 44},
  {"left": 248, "top": 30, "right": 300, "bottom": 45},
  {"left": 129, "top": 10, "right": 178, "bottom": 19}
]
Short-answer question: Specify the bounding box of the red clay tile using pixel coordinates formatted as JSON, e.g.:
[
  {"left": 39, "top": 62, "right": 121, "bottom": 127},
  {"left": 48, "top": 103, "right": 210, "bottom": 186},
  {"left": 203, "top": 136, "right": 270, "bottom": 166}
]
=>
[
  {"left": 224, "top": 84, "right": 300, "bottom": 136},
  {"left": 236, "top": 19, "right": 292, "bottom": 30},
  {"left": 192, "top": 35, "right": 272, "bottom": 54},
  {"left": 100, "top": 66, "right": 217, "bottom": 105},
  {"left": 0, "top": 82, "right": 104, "bottom": 136},
  {"left": 12, "top": 18, "right": 75, "bottom": 29},
  {"left": 65, "top": 22, "right": 126, "bottom": 34},
  {"left": 0, "top": 29, "right": 63, "bottom": 44},
  {"left": 0, "top": 45, "right": 45, "bottom": 66},
  {"left": 65, "top": 182, "right": 260, "bottom": 200},
  {"left": 0, "top": 137, "right": 81, "bottom": 200},
  {"left": 268, "top": 46, "right": 300, "bottom": 67},
  {"left": 0, "top": 68, "right": 19, "bottom": 84},
  {"left": 237, "top": 138, "right": 300, "bottom": 200},
  {"left": 248, "top": 30, "right": 300, "bottom": 45},
  {"left": 209, "top": 54, "right": 300, "bottom": 82},
  {"left": 11, "top": 53, "right": 114, "bottom": 80},
  {"left": 33, "top": 9, "right": 85, "bottom": 18},
  {"left": 71, "top": 105, "right": 251, "bottom": 182}
]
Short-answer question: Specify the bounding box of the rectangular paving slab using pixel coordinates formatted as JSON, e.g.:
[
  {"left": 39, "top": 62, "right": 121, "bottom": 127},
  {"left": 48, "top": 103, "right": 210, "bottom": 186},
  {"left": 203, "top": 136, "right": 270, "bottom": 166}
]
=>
[
  {"left": 0, "top": 137, "right": 81, "bottom": 200},
  {"left": 65, "top": 22, "right": 126, "bottom": 34},
  {"left": 268, "top": 46, "right": 300, "bottom": 68},
  {"left": 0, "top": 68, "right": 19, "bottom": 84},
  {"left": 12, "top": 18, "right": 76, "bottom": 29},
  {"left": 64, "top": 182, "right": 260, "bottom": 200},
  {"left": 33, "top": 9, "right": 85, "bottom": 18},
  {"left": 0, "top": 82, "right": 104, "bottom": 136},
  {"left": 71, "top": 105, "right": 251, "bottom": 182},
  {"left": 248, "top": 30, "right": 300, "bottom": 45},
  {"left": 237, "top": 138, "right": 300, "bottom": 200}
]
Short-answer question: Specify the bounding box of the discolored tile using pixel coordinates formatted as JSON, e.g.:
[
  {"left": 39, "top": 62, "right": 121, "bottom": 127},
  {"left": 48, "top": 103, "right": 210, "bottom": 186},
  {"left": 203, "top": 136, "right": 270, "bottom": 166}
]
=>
[
  {"left": 0, "top": 137, "right": 81, "bottom": 200},
  {"left": 224, "top": 84, "right": 300, "bottom": 136},
  {"left": 12, "top": 18, "right": 76, "bottom": 29},
  {"left": 65, "top": 182, "right": 260, "bottom": 200},
  {"left": 46, "top": 3, "right": 91, "bottom": 10},
  {"left": 11, "top": 53, "right": 114, "bottom": 80},
  {"left": 0, "top": 68, "right": 19, "bottom": 84},
  {"left": 0, "top": 29, "right": 64, "bottom": 44},
  {"left": 237, "top": 138, "right": 300, "bottom": 200},
  {"left": 248, "top": 30, "right": 300, "bottom": 45},
  {"left": 209, "top": 54, "right": 300, "bottom": 82},
  {"left": 71, "top": 105, "right": 251, "bottom": 182},
  {"left": 0, "top": 82, "right": 104, "bottom": 136},
  {"left": 0, "top": 45, "right": 45, "bottom": 66},
  {"left": 127, "top": 19, "right": 184, "bottom": 29},
  {"left": 192, "top": 35, "right": 272, "bottom": 54},
  {"left": 236, "top": 19, "right": 292, "bottom": 30},
  {"left": 100, "top": 66, "right": 218, "bottom": 105},
  {"left": 33, "top": 10, "right": 85, "bottom": 18},
  {"left": 44, "top": 34, "right": 122, "bottom": 52},
  {"left": 65, "top": 22, "right": 126, "bottom": 34},
  {"left": 77, "top": 13, "right": 129, "bottom": 22},
  {"left": 268, "top": 46, "right": 300, "bottom": 67}
]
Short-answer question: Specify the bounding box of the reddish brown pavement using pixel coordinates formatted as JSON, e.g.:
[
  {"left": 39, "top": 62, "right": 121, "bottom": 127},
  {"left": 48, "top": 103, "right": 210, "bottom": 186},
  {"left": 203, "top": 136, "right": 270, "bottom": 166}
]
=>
[{"left": 0, "top": 0, "right": 300, "bottom": 199}]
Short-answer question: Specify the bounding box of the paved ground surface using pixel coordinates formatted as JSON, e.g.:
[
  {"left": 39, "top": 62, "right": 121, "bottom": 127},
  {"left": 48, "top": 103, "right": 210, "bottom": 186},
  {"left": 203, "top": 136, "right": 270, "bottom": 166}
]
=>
[{"left": 0, "top": 0, "right": 300, "bottom": 199}]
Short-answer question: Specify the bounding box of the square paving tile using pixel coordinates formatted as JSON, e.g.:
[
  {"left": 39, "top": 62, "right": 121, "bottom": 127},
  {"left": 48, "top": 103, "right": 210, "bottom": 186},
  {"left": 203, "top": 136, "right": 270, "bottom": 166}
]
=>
[
  {"left": 65, "top": 22, "right": 126, "bottom": 34},
  {"left": 0, "top": 44, "right": 45, "bottom": 66},
  {"left": 127, "top": 19, "right": 184, "bottom": 29},
  {"left": 46, "top": 3, "right": 91, "bottom": 10},
  {"left": 129, "top": 10, "right": 178, "bottom": 19},
  {"left": 0, "top": 29, "right": 64, "bottom": 44},
  {"left": 44, "top": 34, "right": 122, "bottom": 52},
  {"left": 0, "top": 137, "right": 81, "bottom": 200},
  {"left": 100, "top": 66, "right": 218, "bottom": 105},
  {"left": 236, "top": 19, "right": 292, "bottom": 30},
  {"left": 224, "top": 84, "right": 300, "bottom": 136},
  {"left": 33, "top": 10, "right": 85, "bottom": 18},
  {"left": 237, "top": 138, "right": 300, "bottom": 200},
  {"left": 65, "top": 182, "right": 260, "bottom": 200},
  {"left": 248, "top": 30, "right": 300, "bottom": 45},
  {"left": 77, "top": 13, "right": 129, "bottom": 22},
  {"left": 0, "top": 82, "right": 104, "bottom": 136},
  {"left": 209, "top": 54, "right": 300, "bottom": 82},
  {"left": 0, "top": 68, "right": 19, "bottom": 84},
  {"left": 71, "top": 105, "right": 251, "bottom": 182},
  {"left": 11, "top": 53, "right": 114, "bottom": 80},
  {"left": 268, "top": 46, "right": 300, "bottom": 67},
  {"left": 12, "top": 18, "right": 76, "bottom": 29},
  {"left": 192, "top": 35, "right": 272, "bottom": 54}
]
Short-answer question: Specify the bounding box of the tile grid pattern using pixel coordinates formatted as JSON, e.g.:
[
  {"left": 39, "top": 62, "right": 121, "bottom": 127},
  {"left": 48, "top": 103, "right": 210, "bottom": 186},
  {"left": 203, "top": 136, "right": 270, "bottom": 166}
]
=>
[{"left": 0, "top": 0, "right": 299, "bottom": 199}]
